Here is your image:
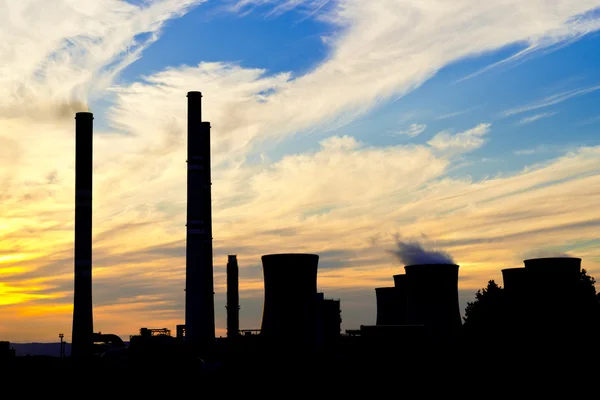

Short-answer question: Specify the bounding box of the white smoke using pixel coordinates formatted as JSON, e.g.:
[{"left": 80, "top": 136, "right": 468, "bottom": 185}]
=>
[{"left": 389, "top": 239, "right": 455, "bottom": 266}]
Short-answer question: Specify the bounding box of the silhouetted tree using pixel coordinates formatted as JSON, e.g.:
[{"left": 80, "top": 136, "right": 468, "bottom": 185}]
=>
[
  {"left": 579, "top": 268, "right": 597, "bottom": 300},
  {"left": 577, "top": 269, "right": 600, "bottom": 332},
  {"left": 462, "top": 279, "right": 506, "bottom": 338}
]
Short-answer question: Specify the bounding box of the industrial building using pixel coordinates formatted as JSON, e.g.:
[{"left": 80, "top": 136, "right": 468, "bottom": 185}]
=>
[{"left": 4, "top": 90, "right": 596, "bottom": 371}]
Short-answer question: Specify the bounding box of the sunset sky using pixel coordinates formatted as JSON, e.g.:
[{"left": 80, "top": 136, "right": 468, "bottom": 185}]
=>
[{"left": 2, "top": 0, "right": 600, "bottom": 343}]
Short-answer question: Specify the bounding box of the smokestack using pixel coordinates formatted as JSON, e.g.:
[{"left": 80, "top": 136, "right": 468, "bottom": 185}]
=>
[
  {"left": 375, "top": 287, "right": 404, "bottom": 325},
  {"left": 260, "top": 253, "right": 318, "bottom": 345},
  {"left": 71, "top": 112, "right": 94, "bottom": 358},
  {"left": 185, "top": 91, "right": 215, "bottom": 350},
  {"left": 226, "top": 255, "right": 240, "bottom": 339},
  {"left": 404, "top": 263, "right": 462, "bottom": 340}
]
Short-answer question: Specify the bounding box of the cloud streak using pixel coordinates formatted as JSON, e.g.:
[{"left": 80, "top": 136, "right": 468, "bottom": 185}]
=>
[
  {"left": 503, "top": 84, "right": 600, "bottom": 116},
  {"left": 517, "top": 112, "right": 557, "bottom": 125}
]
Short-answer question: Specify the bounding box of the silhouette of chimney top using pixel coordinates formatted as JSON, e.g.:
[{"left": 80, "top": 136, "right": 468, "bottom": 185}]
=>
[{"left": 75, "top": 112, "right": 93, "bottom": 119}]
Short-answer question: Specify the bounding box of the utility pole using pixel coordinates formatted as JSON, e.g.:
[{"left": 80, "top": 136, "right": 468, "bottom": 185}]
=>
[{"left": 59, "top": 333, "right": 65, "bottom": 358}]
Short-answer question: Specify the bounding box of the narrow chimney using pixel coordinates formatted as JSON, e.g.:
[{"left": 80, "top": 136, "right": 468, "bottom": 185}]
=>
[
  {"left": 226, "top": 255, "right": 240, "bottom": 339},
  {"left": 185, "top": 91, "right": 215, "bottom": 351},
  {"left": 71, "top": 112, "right": 94, "bottom": 358}
]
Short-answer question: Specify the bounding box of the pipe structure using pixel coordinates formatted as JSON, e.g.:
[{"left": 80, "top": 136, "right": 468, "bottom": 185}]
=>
[
  {"left": 393, "top": 274, "right": 408, "bottom": 324},
  {"left": 404, "top": 263, "right": 462, "bottom": 340},
  {"left": 185, "top": 91, "right": 215, "bottom": 351},
  {"left": 226, "top": 255, "right": 240, "bottom": 339},
  {"left": 260, "top": 253, "right": 319, "bottom": 346},
  {"left": 375, "top": 287, "right": 404, "bottom": 325},
  {"left": 71, "top": 112, "right": 94, "bottom": 358}
]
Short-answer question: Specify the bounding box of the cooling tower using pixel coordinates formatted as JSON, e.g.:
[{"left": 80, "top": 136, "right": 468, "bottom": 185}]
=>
[
  {"left": 501, "top": 268, "right": 530, "bottom": 339},
  {"left": 184, "top": 91, "right": 215, "bottom": 350},
  {"left": 502, "top": 267, "right": 529, "bottom": 293},
  {"left": 71, "top": 112, "right": 94, "bottom": 358},
  {"left": 523, "top": 257, "right": 582, "bottom": 339},
  {"left": 226, "top": 255, "right": 240, "bottom": 339},
  {"left": 375, "top": 287, "right": 404, "bottom": 325},
  {"left": 260, "top": 253, "right": 319, "bottom": 344},
  {"left": 393, "top": 274, "right": 408, "bottom": 324},
  {"left": 404, "top": 264, "right": 462, "bottom": 339}
]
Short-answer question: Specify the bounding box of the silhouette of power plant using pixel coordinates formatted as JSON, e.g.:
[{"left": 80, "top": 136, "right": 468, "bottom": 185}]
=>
[{"left": 4, "top": 91, "right": 596, "bottom": 371}]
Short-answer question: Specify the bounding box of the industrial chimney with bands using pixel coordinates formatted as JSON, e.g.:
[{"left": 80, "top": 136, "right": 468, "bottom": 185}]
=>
[
  {"left": 71, "top": 112, "right": 94, "bottom": 358},
  {"left": 185, "top": 91, "right": 215, "bottom": 351}
]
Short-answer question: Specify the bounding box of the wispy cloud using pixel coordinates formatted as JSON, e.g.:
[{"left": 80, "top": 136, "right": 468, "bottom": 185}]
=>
[
  {"left": 503, "top": 84, "right": 600, "bottom": 116},
  {"left": 427, "top": 123, "right": 492, "bottom": 153},
  {"left": 436, "top": 108, "right": 474, "bottom": 120},
  {"left": 394, "top": 123, "right": 427, "bottom": 137},
  {"left": 513, "top": 145, "right": 550, "bottom": 155},
  {"left": 517, "top": 112, "right": 557, "bottom": 125}
]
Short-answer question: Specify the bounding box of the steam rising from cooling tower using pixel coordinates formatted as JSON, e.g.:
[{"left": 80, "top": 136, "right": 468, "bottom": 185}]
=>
[
  {"left": 185, "top": 91, "right": 215, "bottom": 350},
  {"left": 390, "top": 239, "right": 454, "bottom": 265},
  {"left": 71, "top": 112, "right": 94, "bottom": 358}
]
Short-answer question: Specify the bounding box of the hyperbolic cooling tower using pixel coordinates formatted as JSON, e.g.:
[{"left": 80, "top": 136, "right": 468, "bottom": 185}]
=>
[
  {"left": 404, "top": 263, "right": 462, "bottom": 339},
  {"left": 260, "top": 253, "right": 319, "bottom": 343},
  {"left": 501, "top": 267, "right": 530, "bottom": 338},
  {"left": 185, "top": 91, "right": 215, "bottom": 349},
  {"left": 71, "top": 112, "right": 94, "bottom": 358},
  {"left": 524, "top": 257, "right": 582, "bottom": 339},
  {"left": 375, "top": 287, "right": 404, "bottom": 325}
]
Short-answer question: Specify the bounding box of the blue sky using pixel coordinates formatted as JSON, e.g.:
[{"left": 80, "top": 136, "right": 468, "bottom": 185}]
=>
[
  {"left": 2, "top": 0, "right": 600, "bottom": 342},
  {"left": 109, "top": 2, "right": 600, "bottom": 180}
]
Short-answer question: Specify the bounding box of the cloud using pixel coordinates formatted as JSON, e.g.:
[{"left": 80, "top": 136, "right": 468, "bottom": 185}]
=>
[
  {"left": 395, "top": 123, "right": 427, "bottom": 137},
  {"left": 0, "top": 0, "right": 203, "bottom": 122},
  {"left": 517, "top": 112, "right": 557, "bottom": 125},
  {"left": 436, "top": 108, "right": 474, "bottom": 120},
  {"left": 503, "top": 84, "right": 600, "bottom": 116},
  {"left": 513, "top": 145, "right": 551, "bottom": 155},
  {"left": 427, "top": 123, "right": 491, "bottom": 153}
]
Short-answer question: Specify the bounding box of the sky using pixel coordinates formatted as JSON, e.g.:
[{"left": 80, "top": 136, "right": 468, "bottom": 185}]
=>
[{"left": 1, "top": 0, "right": 600, "bottom": 343}]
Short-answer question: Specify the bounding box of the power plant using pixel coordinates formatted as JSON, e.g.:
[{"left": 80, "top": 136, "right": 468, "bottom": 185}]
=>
[{"left": 6, "top": 90, "right": 598, "bottom": 371}]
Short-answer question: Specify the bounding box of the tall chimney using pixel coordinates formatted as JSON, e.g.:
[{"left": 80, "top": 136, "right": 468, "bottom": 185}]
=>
[
  {"left": 185, "top": 91, "right": 215, "bottom": 350},
  {"left": 71, "top": 112, "right": 94, "bottom": 358},
  {"left": 226, "top": 255, "right": 240, "bottom": 339}
]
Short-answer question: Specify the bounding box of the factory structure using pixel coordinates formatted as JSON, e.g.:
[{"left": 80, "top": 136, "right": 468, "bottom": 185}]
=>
[{"left": 33, "top": 90, "right": 597, "bottom": 368}]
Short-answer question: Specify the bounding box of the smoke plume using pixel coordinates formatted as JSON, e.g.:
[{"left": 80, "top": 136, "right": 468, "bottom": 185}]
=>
[{"left": 389, "top": 239, "right": 454, "bottom": 266}]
